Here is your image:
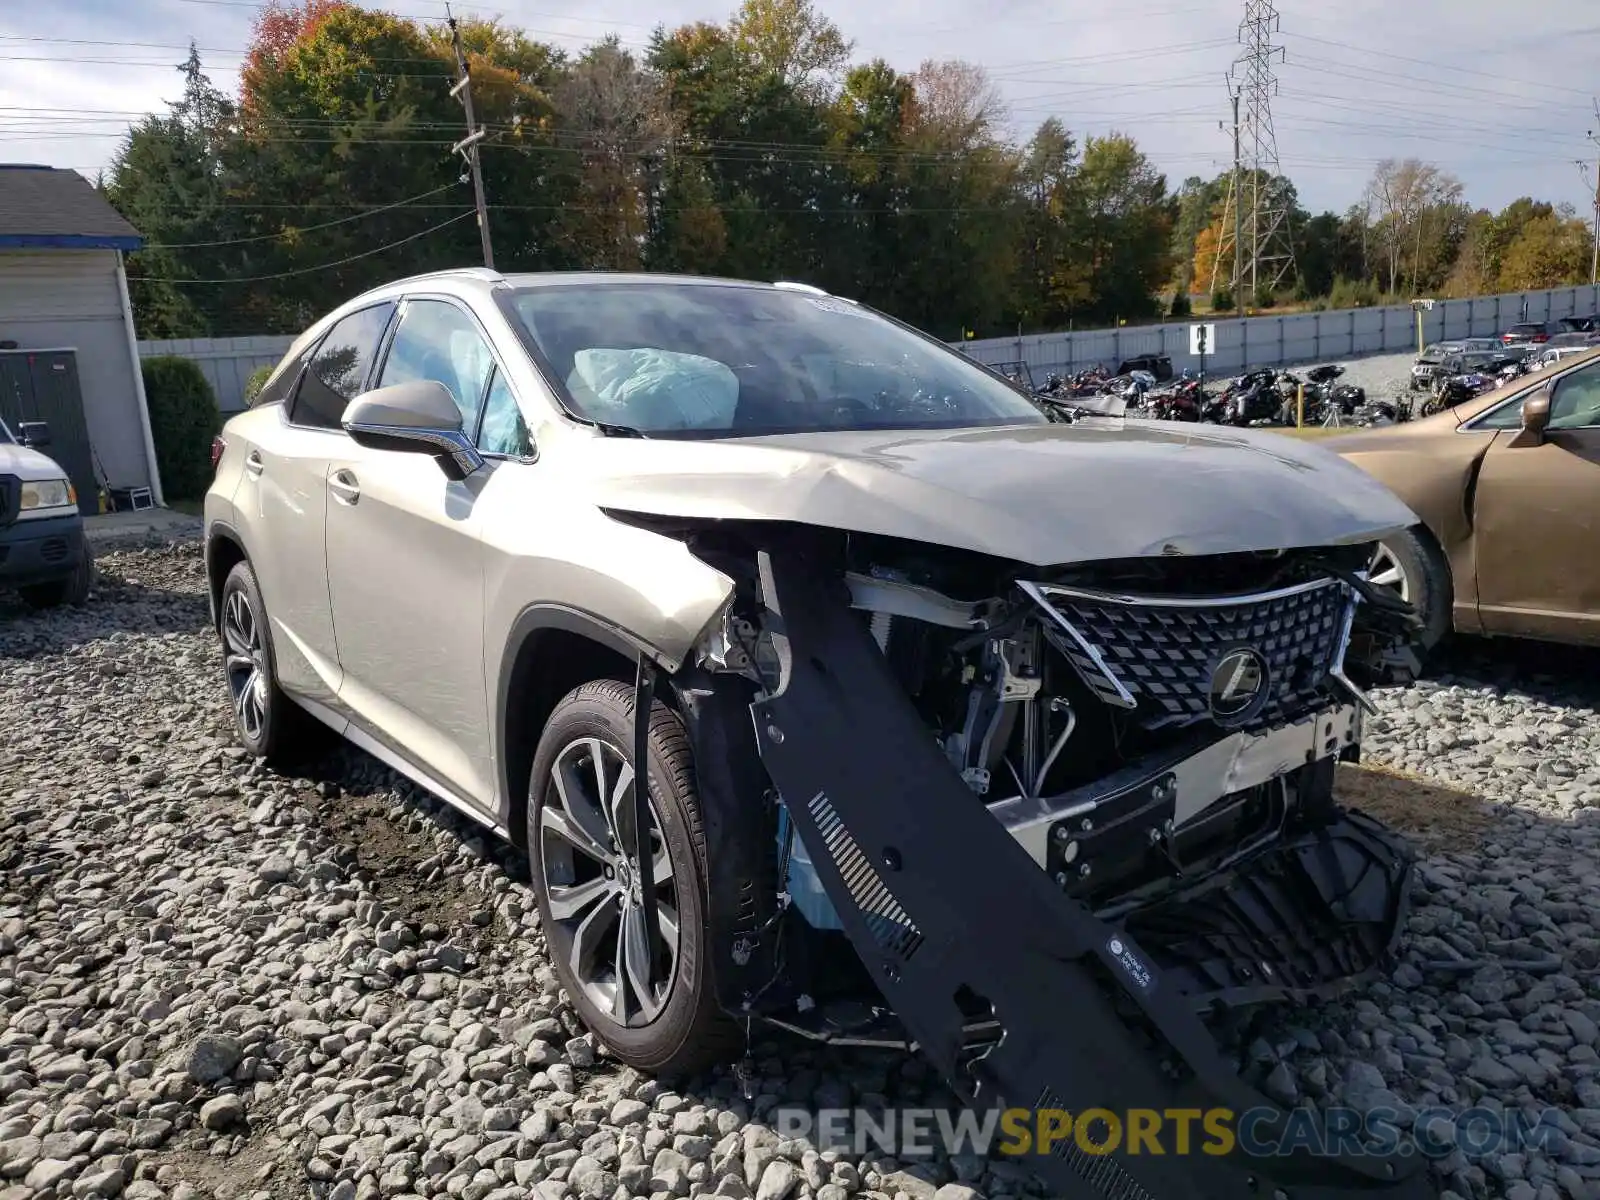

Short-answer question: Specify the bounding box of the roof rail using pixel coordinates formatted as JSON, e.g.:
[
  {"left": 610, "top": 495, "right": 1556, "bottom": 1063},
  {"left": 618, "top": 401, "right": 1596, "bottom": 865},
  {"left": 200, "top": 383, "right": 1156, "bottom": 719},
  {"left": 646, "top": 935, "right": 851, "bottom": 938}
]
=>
[
  {"left": 401, "top": 266, "right": 505, "bottom": 284},
  {"left": 772, "top": 280, "right": 828, "bottom": 296}
]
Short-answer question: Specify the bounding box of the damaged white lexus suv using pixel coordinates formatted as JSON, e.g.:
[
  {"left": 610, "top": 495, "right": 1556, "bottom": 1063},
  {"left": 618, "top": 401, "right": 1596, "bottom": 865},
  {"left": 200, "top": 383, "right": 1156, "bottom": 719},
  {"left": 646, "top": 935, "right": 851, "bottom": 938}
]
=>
[{"left": 205, "top": 269, "right": 1433, "bottom": 1200}]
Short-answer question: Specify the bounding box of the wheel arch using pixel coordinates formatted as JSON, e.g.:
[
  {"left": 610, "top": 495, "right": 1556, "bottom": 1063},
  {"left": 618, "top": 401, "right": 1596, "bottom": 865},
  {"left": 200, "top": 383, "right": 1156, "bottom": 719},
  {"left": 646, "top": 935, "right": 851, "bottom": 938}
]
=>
[
  {"left": 496, "top": 604, "right": 677, "bottom": 848},
  {"left": 205, "top": 522, "right": 249, "bottom": 630}
]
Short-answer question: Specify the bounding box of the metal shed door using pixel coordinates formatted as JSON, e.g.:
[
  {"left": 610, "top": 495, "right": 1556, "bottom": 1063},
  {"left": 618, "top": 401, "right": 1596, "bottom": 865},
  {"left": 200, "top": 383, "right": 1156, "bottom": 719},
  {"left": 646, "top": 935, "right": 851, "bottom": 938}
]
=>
[{"left": 0, "top": 350, "right": 98, "bottom": 515}]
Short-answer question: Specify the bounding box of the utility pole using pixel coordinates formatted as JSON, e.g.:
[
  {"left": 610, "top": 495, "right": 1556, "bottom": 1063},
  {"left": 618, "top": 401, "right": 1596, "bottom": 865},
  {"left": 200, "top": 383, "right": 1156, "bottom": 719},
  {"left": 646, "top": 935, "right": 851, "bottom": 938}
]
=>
[
  {"left": 447, "top": 3, "right": 494, "bottom": 269},
  {"left": 1232, "top": 87, "right": 1243, "bottom": 319},
  {"left": 1578, "top": 159, "right": 1598, "bottom": 287},
  {"left": 1586, "top": 102, "right": 1600, "bottom": 286},
  {"left": 1209, "top": 81, "right": 1246, "bottom": 319}
]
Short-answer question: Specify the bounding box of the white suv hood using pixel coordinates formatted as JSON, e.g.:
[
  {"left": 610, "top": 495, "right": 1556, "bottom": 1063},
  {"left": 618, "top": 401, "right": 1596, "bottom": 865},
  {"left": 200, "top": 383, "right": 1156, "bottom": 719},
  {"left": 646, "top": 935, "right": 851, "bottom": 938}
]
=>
[{"left": 0, "top": 441, "right": 67, "bottom": 483}]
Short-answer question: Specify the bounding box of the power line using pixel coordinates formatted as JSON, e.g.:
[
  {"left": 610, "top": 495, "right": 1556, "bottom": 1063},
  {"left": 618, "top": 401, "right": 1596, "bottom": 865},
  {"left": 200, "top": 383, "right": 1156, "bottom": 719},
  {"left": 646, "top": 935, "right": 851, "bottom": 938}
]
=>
[
  {"left": 138, "top": 181, "right": 463, "bottom": 248},
  {"left": 1281, "top": 29, "right": 1594, "bottom": 100},
  {"left": 129, "top": 210, "right": 475, "bottom": 283}
]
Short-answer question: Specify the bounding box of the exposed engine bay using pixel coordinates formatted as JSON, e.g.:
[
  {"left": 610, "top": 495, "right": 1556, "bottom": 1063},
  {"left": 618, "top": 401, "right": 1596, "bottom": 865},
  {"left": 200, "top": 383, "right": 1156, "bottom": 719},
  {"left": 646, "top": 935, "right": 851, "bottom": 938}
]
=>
[
  {"left": 691, "top": 526, "right": 1416, "bottom": 927},
  {"left": 630, "top": 513, "right": 1432, "bottom": 1199}
]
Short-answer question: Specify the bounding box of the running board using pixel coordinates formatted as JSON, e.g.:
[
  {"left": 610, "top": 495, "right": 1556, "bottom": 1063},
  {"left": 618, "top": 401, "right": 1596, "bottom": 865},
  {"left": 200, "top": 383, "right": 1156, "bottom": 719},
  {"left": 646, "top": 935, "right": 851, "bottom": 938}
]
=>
[{"left": 747, "top": 547, "right": 1432, "bottom": 1200}]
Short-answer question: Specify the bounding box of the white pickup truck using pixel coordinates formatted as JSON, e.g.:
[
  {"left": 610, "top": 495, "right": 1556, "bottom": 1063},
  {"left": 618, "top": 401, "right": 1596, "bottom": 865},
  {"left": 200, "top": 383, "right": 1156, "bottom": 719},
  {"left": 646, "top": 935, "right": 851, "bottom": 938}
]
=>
[{"left": 0, "top": 416, "right": 93, "bottom": 607}]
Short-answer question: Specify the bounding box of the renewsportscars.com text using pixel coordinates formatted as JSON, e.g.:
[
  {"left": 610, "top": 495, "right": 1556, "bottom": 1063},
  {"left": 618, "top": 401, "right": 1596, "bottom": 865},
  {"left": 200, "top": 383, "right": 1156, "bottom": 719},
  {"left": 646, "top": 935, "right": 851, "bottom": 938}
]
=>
[{"left": 772, "top": 1105, "right": 1566, "bottom": 1161}]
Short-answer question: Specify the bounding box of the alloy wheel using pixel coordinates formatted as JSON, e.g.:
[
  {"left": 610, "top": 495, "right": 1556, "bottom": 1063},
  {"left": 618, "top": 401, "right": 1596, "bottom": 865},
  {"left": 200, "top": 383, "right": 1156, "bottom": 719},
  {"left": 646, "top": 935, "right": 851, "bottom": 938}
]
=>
[
  {"left": 537, "top": 737, "right": 680, "bottom": 1026},
  {"left": 1367, "top": 543, "right": 1411, "bottom": 605},
  {"left": 222, "top": 589, "right": 268, "bottom": 742}
]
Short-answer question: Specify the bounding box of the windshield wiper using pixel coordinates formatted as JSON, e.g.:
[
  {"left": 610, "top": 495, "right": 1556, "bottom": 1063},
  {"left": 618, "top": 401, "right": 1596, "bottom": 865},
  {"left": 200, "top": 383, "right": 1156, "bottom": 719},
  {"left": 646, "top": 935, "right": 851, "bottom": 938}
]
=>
[
  {"left": 592, "top": 420, "right": 648, "bottom": 438},
  {"left": 1032, "top": 395, "right": 1086, "bottom": 423}
]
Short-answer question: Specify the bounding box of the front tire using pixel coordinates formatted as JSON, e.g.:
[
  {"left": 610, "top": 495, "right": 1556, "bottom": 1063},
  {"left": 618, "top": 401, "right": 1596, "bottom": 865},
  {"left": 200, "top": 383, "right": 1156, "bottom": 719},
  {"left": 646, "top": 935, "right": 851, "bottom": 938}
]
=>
[
  {"left": 218, "top": 560, "right": 321, "bottom": 764},
  {"left": 18, "top": 544, "right": 94, "bottom": 608},
  {"left": 1369, "top": 528, "right": 1452, "bottom": 652},
  {"left": 527, "top": 680, "right": 737, "bottom": 1077}
]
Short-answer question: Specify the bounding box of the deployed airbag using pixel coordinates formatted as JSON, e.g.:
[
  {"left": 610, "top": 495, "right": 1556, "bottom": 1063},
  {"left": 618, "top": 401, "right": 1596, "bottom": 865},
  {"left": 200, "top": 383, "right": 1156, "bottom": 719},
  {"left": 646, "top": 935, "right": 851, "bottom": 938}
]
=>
[{"left": 567, "top": 348, "right": 738, "bottom": 431}]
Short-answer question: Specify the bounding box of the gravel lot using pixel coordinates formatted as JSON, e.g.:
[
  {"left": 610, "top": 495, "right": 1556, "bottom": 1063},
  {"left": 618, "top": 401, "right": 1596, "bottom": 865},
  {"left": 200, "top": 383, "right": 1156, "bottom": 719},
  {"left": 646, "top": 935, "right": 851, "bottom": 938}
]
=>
[
  {"left": 1306, "top": 350, "right": 1419, "bottom": 404},
  {"left": 4, "top": 536, "right": 1600, "bottom": 1200}
]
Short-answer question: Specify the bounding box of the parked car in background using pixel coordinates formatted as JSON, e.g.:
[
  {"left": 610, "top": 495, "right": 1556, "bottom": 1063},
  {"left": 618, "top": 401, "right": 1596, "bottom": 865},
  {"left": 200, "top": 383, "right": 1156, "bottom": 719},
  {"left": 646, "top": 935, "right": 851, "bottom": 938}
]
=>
[
  {"left": 1501, "top": 320, "right": 1556, "bottom": 346},
  {"left": 1410, "top": 341, "right": 1472, "bottom": 390},
  {"left": 1558, "top": 313, "right": 1600, "bottom": 333},
  {"left": 1330, "top": 347, "right": 1600, "bottom": 650},
  {"left": 1534, "top": 343, "right": 1598, "bottom": 370},
  {"left": 1412, "top": 346, "right": 1519, "bottom": 391},
  {"left": 0, "top": 416, "right": 93, "bottom": 608},
  {"left": 201, "top": 268, "right": 1432, "bottom": 1199},
  {"left": 1541, "top": 330, "right": 1600, "bottom": 351}
]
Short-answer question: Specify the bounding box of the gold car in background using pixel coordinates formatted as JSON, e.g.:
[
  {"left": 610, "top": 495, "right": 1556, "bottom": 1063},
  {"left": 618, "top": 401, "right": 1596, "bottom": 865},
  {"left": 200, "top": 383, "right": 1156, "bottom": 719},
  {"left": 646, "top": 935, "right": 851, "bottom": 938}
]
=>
[{"left": 1329, "top": 349, "right": 1600, "bottom": 650}]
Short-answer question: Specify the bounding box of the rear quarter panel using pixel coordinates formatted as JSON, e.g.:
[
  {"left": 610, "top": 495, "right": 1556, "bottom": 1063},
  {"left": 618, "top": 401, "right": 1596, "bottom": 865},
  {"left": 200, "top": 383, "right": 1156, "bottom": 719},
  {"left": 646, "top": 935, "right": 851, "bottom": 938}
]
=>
[{"left": 204, "top": 410, "right": 256, "bottom": 567}]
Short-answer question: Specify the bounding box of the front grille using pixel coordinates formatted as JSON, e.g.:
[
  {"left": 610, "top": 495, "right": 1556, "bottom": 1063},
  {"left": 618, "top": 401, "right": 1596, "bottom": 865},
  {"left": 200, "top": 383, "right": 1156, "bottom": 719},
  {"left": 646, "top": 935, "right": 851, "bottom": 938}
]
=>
[
  {"left": 39, "top": 537, "right": 68, "bottom": 564},
  {"left": 0, "top": 474, "right": 13, "bottom": 525},
  {"left": 1022, "top": 578, "right": 1353, "bottom": 731}
]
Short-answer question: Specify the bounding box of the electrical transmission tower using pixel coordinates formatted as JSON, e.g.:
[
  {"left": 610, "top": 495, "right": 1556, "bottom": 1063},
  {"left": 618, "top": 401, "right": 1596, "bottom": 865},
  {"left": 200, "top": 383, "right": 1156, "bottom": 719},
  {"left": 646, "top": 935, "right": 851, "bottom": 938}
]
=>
[{"left": 1208, "top": 0, "right": 1297, "bottom": 305}]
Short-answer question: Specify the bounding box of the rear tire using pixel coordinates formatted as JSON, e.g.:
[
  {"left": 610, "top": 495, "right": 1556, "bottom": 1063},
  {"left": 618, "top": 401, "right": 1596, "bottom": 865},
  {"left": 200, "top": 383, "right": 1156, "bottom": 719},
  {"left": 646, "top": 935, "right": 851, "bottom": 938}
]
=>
[
  {"left": 1370, "top": 528, "right": 1452, "bottom": 653},
  {"left": 527, "top": 680, "right": 738, "bottom": 1077},
  {"left": 217, "top": 560, "right": 325, "bottom": 766}
]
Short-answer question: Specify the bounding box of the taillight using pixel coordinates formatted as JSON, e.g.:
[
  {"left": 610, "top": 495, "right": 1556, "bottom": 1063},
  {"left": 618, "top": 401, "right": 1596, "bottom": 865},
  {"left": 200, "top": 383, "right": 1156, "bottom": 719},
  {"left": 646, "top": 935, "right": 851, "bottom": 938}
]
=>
[{"left": 211, "top": 436, "right": 226, "bottom": 473}]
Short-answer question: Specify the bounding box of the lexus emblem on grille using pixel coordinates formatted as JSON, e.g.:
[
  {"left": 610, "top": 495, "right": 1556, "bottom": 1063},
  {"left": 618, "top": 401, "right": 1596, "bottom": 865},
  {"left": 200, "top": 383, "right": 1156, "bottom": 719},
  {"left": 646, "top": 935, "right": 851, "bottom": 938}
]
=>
[{"left": 1208, "top": 648, "right": 1270, "bottom": 725}]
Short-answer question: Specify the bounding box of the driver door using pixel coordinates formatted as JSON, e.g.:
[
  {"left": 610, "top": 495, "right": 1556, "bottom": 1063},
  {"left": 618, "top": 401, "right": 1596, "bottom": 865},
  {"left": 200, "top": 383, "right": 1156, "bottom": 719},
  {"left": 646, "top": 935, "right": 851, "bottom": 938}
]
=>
[
  {"left": 1472, "top": 361, "right": 1600, "bottom": 644},
  {"left": 324, "top": 296, "right": 502, "bottom": 811}
]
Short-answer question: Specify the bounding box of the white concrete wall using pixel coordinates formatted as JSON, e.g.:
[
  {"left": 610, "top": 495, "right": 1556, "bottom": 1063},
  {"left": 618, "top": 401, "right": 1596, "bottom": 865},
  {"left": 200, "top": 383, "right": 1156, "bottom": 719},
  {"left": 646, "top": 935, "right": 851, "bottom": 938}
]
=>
[
  {"left": 0, "top": 248, "right": 152, "bottom": 491},
  {"left": 134, "top": 281, "right": 1600, "bottom": 405},
  {"left": 956, "top": 285, "right": 1600, "bottom": 382}
]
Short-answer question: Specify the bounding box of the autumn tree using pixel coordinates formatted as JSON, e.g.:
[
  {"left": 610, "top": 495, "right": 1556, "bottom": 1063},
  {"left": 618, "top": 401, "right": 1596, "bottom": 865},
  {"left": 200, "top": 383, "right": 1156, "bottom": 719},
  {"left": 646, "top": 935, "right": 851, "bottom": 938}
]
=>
[
  {"left": 109, "top": 46, "right": 241, "bottom": 336},
  {"left": 893, "top": 60, "right": 1019, "bottom": 335},
  {"left": 1010, "top": 118, "right": 1082, "bottom": 328},
  {"left": 107, "top": 0, "right": 1330, "bottom": 339},
  {"left": 1365, "top": 158, "right": 1463, "bottom": 295},
  {"left": 1170, "top": 174, "right": 1227, "bottom": 296},
  {"left": 553, "top": 40, "right": 668, "bottom": 269},
  {"left": 1191, "top": 220, "right": 1225, "bottom": 295},
  {"left": 1069, "top": 134, "right": 1174, "bottom": 323},
  {"left": 1499, "top": 209, "right": 1592, "bottom": 291},
  {"left": 727, "top": 0, "right": 850, "bottom": 92}
]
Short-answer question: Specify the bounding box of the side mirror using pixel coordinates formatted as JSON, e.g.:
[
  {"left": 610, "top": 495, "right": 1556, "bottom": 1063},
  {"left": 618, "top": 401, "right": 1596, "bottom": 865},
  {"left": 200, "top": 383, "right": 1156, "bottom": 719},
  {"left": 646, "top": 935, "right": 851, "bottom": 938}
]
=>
[
  {"left": 1514, "top": 387, "right": 1552, "bottom": 447},
  {"left": 341, "top": 380, "right": 484, "bottom": 481},
  {"left": 16, "top": 420, "right": 50, "bottom": 448}
]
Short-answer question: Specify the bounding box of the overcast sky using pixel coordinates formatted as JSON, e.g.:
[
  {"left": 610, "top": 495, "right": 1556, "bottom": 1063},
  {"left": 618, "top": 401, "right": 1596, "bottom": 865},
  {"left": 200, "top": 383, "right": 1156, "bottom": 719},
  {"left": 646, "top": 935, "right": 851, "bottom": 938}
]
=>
[{"left": 2, "top": 0, "right": 1596, "bottom": 218}]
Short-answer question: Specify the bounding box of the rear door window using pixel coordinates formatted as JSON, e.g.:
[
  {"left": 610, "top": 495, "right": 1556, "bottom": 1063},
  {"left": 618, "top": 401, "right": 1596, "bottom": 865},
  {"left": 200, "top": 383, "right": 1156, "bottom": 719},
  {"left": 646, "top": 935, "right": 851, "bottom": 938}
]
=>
[{"left": 288, "top": 302, "right": 397, "bottom": 430}]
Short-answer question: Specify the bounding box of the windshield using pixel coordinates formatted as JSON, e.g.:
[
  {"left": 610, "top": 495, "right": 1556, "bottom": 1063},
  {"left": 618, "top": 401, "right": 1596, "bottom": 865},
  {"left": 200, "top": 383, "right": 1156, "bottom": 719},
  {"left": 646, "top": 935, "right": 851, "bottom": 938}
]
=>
[{"left": 502, "top": 281, "right": 1047, "bottom": 437}]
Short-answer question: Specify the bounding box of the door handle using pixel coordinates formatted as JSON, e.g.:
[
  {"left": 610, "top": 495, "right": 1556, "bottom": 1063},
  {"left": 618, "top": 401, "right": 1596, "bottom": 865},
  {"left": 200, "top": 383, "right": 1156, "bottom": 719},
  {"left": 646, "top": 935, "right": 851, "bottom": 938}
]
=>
[
  {"left": 328, "top": 469, "right": 360, "bottom": 505},
  {"left": 243, "top": 450, "right": 264, "bottom": 478}
]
